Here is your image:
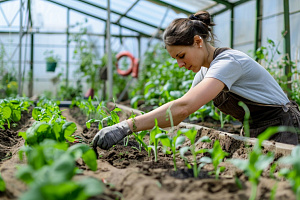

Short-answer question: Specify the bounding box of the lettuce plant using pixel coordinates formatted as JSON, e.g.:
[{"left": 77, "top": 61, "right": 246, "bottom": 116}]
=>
[
  {"left": 17, "top": 140, "right": 101, "bottom": 200},
  {"left": 19, "top": 120, "right": 77, "bottom": 145},
  {"left": 0, "top": 97, "right": 32, "bottom": 129}
]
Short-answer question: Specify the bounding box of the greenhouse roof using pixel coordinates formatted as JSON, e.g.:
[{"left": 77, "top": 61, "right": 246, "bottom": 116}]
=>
[{"left": 0, "top": 0, "right": 251, "bottom": 38}]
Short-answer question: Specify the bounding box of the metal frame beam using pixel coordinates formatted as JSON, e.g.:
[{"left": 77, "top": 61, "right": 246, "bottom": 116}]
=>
[
  {"left": 254, "top": 0, "right": 262, "bottom": 60},
  {"left": 76, "top": 0, "right": 162, "bottom": 31},
  {"left": 115, "top": 0, "right": 140, "bottom": 24},
  {"left": 45, "top": 0, "right": 155, "bottom": 38},
  {"left": 283, "top": 0, "right": 291, "bottom": 95}
]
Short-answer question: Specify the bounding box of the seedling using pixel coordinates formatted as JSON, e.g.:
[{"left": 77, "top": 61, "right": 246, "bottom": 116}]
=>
[
  {"left": 179, "top": 128, "right": 211, "bottom": 178},
  {"left": 229, "top": 126, "right": 294, "bottom": 200},
  {"left": 155, "top": 132, "right": 185, "bottom": 171},
  {"left": 148, "top": 119, "right": 166, "bottom": 162},
  {"left": 132, "top": 131, "right": 149, "bottom": 152},
  {"left": 200, "top": 140, "right": 229, "bottom": 179},
  {"left": 278, "top": 145, "right": 300, "bottom": 199}
]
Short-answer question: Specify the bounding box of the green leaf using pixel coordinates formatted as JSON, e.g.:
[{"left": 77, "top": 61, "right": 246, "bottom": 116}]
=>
[
  {"left": 78, "top": 177, "right": 104, "bottom": 196},
  {"left": 0, "top": 173, "right": 5, "bottom": 192},
  {"left": 199, "top": 156, "right": 212, "bottom": 164},
  {"left": 12, "top": 109, "right": 21, "bottom": 122},
  {"left": 175, "top": 136, "right": 185, "bottom": 148},
  {"left": 82, "top": 150, "right": 97, "bottom": 171},
  {"left": 2, "top": 106, "right": 11, "bottom": 119},
  {"left": 63, "top": 122, "right": 77, "bottom": 142}
]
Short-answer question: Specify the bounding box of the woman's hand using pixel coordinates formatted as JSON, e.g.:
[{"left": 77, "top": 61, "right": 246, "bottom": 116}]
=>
[{"left": 92, "top": 121, "right": 132, "bottom": 150}]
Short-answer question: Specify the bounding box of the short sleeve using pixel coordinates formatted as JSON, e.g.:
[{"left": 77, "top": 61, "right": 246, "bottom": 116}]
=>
[{"left": 205, "top": 54, "right": 243, "bottom": 90}]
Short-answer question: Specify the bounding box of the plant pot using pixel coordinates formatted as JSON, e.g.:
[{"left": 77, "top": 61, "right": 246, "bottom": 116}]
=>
[{"left": 46, "top": 62, "right": 57, "bottom": 72}]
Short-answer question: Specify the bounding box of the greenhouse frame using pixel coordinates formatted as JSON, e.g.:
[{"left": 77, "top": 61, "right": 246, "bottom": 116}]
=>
[{"left": 0, "top": 0, "right": 299, "bottom": 99}]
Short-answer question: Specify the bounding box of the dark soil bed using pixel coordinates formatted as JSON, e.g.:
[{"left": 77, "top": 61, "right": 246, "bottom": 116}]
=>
[{"left": 0, "top": 104, "right": 296, "bottom": 200}]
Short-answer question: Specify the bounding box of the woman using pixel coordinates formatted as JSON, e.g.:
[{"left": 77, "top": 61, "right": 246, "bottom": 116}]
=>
[{"left": 93, "top": 11, "right": 300, "bottom": 150}]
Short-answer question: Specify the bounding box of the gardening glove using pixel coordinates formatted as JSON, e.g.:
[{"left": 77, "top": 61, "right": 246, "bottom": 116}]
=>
[{"left": 92, "top": 121, "right": 132, "bottom": 150}]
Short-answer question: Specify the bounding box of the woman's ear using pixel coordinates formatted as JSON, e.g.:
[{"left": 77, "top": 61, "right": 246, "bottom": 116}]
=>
[{"left": 193, "top": 35, "right": 202, "bottom": 48}]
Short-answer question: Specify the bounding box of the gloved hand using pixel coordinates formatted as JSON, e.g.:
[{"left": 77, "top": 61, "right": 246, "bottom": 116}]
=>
[{"left": 92, "top": 121, "right": 132, "bottom": 150}]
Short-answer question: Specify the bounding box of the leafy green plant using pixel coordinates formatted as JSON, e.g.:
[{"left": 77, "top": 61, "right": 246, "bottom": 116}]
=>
[
  {"left": 44, "top": 50, "right": 61, "bottom": 63},
  {"left": 179, "top": 128, "right": 211, "bottom": 178},
  {"left": 0, "top": 97, "right": 32, "bottom": 130},
  {"left": 17, "top": 140, "right": 102, "bottom": 200},
  {"left": 199, "top": 140, "right": 229, "bottom": 179},
  {"left": 253, "top": 36, "right": 299, "bottom": 102},
  {"left": 278, "top": 145, "right": 300, "bottom": 199},
  {"left": 18, "top": 120, "right": 77, "bottom": 145},
  {"left": 155, "top": 132, "right": 185, "bottom": 171}
]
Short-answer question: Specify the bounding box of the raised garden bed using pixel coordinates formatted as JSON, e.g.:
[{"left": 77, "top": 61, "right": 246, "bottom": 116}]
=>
[{"left": 0, "top": 102, "right": 297, "bottom": 200}]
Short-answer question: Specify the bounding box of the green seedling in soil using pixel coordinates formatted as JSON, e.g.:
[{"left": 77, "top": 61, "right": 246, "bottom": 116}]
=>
[
  {"left": 149, "top": 119, "right": 166, "bottom": 162},
  {"left": 200, "top": 140, "right": 229, "bottom": 179},
  {"left": 0, "top": 172, "right": 5, "bottom": 192},
  {"left": 179, "top": 128, "right": 211, "bottom": 178},
  {"left": 238, "top": 101, "right": 250, "bottom": 138},
  {"left": 155, "top": 132, "right": 185, "bottom": 171},
  {"left": 278, "top": 145, "right": 300, "bottom": 199},
  {"left": 132, "top": 131, "right": 150, "bottom": 152},
  {"left": 229, "top": 126, "right": 295, "bottom": 200}
]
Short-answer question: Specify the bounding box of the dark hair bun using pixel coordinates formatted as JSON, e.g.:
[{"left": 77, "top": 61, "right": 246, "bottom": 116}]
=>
[{"left": 194, "top": 11, "right": 215, "bottom": 27}]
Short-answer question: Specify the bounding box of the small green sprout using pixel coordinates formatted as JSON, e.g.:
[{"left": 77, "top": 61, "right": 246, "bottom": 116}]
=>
[
  {"left": 148, "top": 119, "right": 165, "bottom": 162},
  {"left": 200, "top": 140, "right": 229, "bottom": 179},
  {"left": 278, "top": 145, "right": 300, "bottom": 199},
  {"left": 229, "top": 126, "right": 293, "bottom": 200},
  {"left": 155, "top": 132, "right": 185, "bottom": 171},
  {"left": 179, "top": 128, "right": 211, "bottom": 178}
]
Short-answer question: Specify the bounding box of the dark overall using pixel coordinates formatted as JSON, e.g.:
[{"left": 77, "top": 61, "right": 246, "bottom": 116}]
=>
[{"left": 212, "top": 48, "right": 300, "bottom": 145}]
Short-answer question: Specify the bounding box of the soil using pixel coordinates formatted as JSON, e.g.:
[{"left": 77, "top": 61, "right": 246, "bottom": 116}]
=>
[{"left": 0, "top": 105, "right": 296, "bottom": 200}]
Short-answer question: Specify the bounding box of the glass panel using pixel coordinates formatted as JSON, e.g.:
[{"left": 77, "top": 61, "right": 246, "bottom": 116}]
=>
[
  {"left": 160, "top": 0, "right": 216, "bottom": 13},
  {"left": 234, "top": 1, "right": 255, "bottom": 48},
  {"left": 289, "top": 0, "right": 300, "bottom": 13},
  {"left": 214, "top": 10, "right": 230, "bottom": 48},
  {"left": 263, "top": 0, "right": 284, "bottom": 18}
]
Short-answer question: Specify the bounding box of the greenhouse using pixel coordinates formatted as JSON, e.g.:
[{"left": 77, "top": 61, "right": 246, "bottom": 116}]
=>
[{"left": 0, "top": 0, "right": 300, "bottom": 199}]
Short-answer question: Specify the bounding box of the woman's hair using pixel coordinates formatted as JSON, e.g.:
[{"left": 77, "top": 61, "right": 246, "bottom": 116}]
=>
[{"left": 163, "top": 11, "right": 216, "bottom": 46}]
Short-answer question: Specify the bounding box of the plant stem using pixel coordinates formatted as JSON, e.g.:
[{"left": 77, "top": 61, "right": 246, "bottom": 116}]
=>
[
  {"left": 249, "top": 183, "right": 257, "bottom": 200},
  {"left": 173, "top": 153, "right": 177, "bottom": 171},
  {"left": 192, "top": 147, "right": 198, "bottom": 178}
]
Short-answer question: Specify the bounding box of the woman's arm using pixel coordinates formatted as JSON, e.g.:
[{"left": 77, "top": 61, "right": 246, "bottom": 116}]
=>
[{"left": 126, "top": 77, "right": 225, "bottom": 132}]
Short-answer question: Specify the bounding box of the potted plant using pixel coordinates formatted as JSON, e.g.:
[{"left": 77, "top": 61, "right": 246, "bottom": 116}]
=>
[{"left": 44, "top": 50, "right": 60, "bottom": 72}]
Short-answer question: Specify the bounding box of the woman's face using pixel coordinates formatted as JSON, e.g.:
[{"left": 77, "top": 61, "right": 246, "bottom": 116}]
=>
[{"left": 166, "top": 37, "right": 206, "bottom": 72}]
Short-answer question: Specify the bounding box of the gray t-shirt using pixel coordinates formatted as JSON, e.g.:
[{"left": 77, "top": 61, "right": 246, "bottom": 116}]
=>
[{"left": 191, "top": 49, "right": 289, "bottom": 105}]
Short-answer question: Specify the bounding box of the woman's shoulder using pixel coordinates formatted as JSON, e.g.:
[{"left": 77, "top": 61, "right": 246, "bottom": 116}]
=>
[{"left": 215, "top": 48, "right": 252, "bottom": 59}]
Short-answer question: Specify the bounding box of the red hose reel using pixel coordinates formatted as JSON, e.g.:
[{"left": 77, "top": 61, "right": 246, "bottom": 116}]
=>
[{"left": 116, "top": 51, "right": 139, "bottom": 78}]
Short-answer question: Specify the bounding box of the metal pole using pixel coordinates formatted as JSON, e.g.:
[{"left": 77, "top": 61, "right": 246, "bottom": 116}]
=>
[
  {"left": 66, "top": 8, "right": 70, "bottom": 88},
  {"left": 283, "top": 0, "right": 291, "bottom": 95},
  {"left": 254, "top": 0, "right": 262, "bottom": 61},
  {"left": 18, "top": 0, "right": 23, "bottom": 96},
  {"left": 107, "top": 0, "right": 113, "bottom": 100},
  {"left": 230, "top": 6, "right": 234, "bottom": 48}
]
